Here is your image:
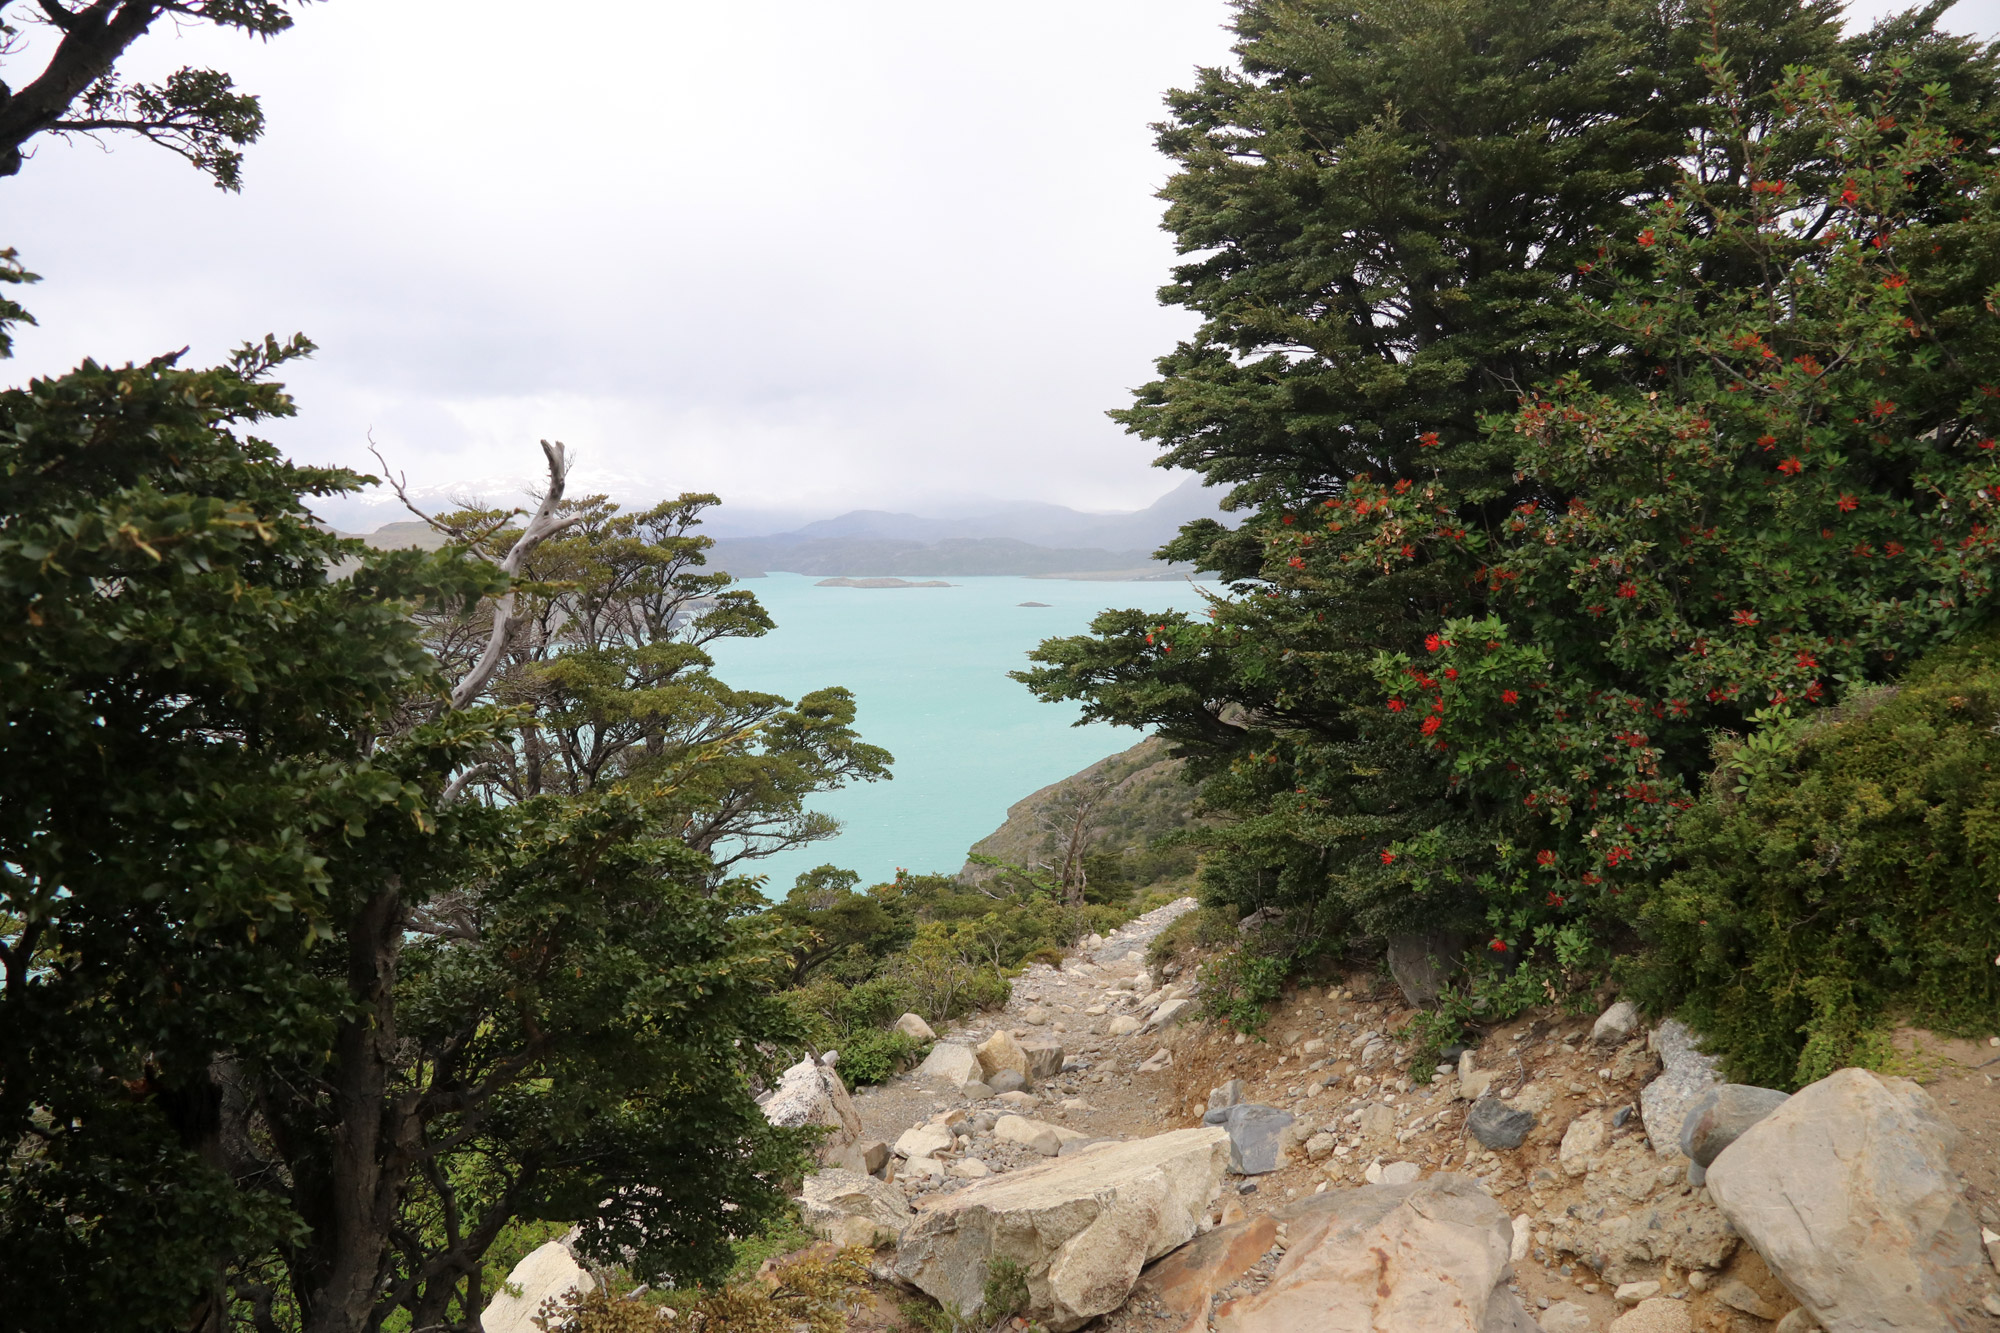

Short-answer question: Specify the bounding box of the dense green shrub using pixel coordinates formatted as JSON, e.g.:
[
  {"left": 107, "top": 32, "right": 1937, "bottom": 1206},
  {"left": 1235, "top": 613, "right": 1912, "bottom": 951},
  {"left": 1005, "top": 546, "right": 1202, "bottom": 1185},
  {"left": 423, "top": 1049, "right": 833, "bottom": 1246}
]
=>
[{"left": 1626, "top": 628, "right": 2000, "bottom": 1088}]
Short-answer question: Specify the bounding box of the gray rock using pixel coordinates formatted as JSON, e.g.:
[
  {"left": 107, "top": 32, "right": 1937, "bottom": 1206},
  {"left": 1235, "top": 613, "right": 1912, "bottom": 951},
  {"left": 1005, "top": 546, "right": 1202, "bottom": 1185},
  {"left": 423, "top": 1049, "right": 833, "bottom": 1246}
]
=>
[
  {"left": 1541, "top": 1300, "right": 1593, "bottom": 1333},
  {"left": 988, "top": 1069, "right": 1028, "bottom": 1095},
  {"left": 1592, "top": 1000, "right": 1640, "bottom": 1046},
  {"left": 1706, "top": 1067, "right": 1983, "bottom": 1333},
  {"left": 1221, "top": 1103, "right": 1296, "bottom": 1175},
  {"left": 1639, "top": 1019, "right": 1722, "bottom": 1157},
  {"left": 1021, "top": 1038, "right": 1065, "bottom": 1082},
  {"left": 1678, "top": 1084, "right": 1790, "bottom": 1167},
  {"left": 1466, "top": 1098, "right": 1537, "bottom": 1151},
  {"left": 1385, "top": 931, "right": 1466, "bottom": 1007},
  {"left": 1237, "top": 906, "right": 1285, "bottom": 934},
  {"left": 1208, "top": 1078, "right": 1246, "bottom": 1114}
]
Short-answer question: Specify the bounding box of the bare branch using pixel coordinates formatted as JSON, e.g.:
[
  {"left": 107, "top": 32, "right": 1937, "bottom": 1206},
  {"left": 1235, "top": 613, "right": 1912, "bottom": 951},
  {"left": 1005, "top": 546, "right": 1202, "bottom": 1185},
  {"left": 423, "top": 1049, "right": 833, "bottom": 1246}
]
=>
[
  {"left": 449, "top": 440, "right": 584, "bottom": 711},
  {"left": 437, "top": 762, "right": 492, "bottom": 807}
]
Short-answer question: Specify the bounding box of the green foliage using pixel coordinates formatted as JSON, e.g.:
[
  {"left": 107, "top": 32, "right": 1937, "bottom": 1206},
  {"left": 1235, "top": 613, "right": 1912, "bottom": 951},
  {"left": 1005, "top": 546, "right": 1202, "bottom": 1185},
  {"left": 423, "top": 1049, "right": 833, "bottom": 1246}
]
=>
[
  {"left": 1197, "top": 949, "right": 1288, "bottom": 1034},
  {"left": 981, "top": 1258, "right": 1031, "bottom": 1323},
  {"left": 1145, "top": 903, "right": 1237, "bottom": 970},
  {"left": 1625, "top": 627, "right": 2000, "bottom": 1088},
  {"left": 830, "top": 1030, "right": 928, "bottom": 1089},
  {"left": 1023, "top": 2, "right": 2000, "bottom": 1014},
  {"left": 535, "top": 1244, "right": 872, "bottom": 1333}
]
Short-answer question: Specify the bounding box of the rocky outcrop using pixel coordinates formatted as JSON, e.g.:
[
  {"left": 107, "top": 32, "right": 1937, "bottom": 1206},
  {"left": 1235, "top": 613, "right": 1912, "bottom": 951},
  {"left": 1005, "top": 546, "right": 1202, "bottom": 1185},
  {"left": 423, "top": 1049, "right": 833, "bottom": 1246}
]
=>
[
  {"left": 481, "top": 1239, "right": 594, "bottom": 1333},
  {"left": 1211, "top": 1175, "right": 1538, "bottom": 1333},
  {"left": 760, "top": 1056, "right": 863, "bottom": 1163},
  {"left": 1705, "top": 1067, "right": 1989, "bottom": 1331},
  {"left": 799, "top": 1168, "right": 913, "bottom": 1248},
  {"left": 893, "top": 1127, "right": 1231, "bottom": 1332}
]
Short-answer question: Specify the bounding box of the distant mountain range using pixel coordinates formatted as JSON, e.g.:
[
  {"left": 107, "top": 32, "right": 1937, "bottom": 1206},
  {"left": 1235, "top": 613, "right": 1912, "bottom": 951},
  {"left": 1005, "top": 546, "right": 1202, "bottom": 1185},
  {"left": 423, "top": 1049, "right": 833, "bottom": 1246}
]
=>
[
  {"left": 344, "top": 478, "right": 1234, "bottom": 580},
  {"left": 707, "top": 478, "right": 1228, "bottom": 579}
]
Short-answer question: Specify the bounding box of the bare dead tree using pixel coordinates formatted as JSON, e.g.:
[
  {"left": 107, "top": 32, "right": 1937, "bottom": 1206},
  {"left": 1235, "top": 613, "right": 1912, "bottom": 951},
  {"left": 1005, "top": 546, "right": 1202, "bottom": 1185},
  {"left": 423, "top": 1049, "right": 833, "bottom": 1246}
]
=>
[{"left": 1038, "top": 773, "right": 1111, "bottom": 908}]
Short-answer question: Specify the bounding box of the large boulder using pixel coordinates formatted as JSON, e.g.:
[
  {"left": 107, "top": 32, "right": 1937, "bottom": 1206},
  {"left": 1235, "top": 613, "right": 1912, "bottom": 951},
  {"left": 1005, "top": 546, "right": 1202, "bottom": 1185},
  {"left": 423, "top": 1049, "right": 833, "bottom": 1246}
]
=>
[
  {"left": 481, "top": 1239, "right": 594, "bottom": 1333},
  {"left": 1142, "top": 998, "right": 1195, "bottom": 1032},
  {"left": 1639, "top": 1020, "right": 1722, "bottom": 1157},
  {"left": 1020, "top": 1038, "right": 1066, "bottom": 1083},
  {"left": 894, "top": 1122, "right": 957, "bottom": 1161},
  {"left": 1385, "top": 931, "right": 1466, "bottom": 1007},
  {"left": 760, "top": 1056, "right": 863, "bottom": 1163},
  {"left": 915, "top": 1041, "right": 983, "bottom": 1091},
  {"left": 977, "top": 1030, "right": 1030, "bottom": 1084},
  {"left": 893, "top": 1127, "right": 1231, "bottom": 1332},
  {"left": 1209, "top": 1103, "right": 1294, "bottom": 1175},
  {"left": 799, "top": 1168, "right": 912, "bottom": 1248},
  {"left": 1679, "top": 1084, "right": 1790, "bottom": 1168},
  {"left": 1212, "top": 1175, "right": 1538, "bottom": 1333},
  {"left": 1706, "top": 1067, "right": 1988, "bottom": 1332},
  {"left": 894, "top": 1012, "right": 937, "bottom": 1042},
  {"left": 1592, "top": 1000, "right": 1641, "bottom": 1047}
]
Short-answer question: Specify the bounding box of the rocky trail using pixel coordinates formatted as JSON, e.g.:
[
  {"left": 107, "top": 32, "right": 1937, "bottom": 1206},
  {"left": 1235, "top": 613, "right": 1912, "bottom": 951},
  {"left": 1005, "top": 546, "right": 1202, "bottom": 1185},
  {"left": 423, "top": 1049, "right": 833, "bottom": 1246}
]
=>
[{"left": 493, "top": 899, "right": 2000, "bottom": 1333}]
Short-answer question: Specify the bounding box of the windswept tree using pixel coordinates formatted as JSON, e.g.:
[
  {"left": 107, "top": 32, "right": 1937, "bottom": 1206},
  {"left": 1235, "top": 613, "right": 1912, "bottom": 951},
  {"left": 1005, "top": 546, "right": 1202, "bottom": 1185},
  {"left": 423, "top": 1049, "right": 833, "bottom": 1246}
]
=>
[{"left": 0, "top": 0, "right": 308, "bottom": 188}]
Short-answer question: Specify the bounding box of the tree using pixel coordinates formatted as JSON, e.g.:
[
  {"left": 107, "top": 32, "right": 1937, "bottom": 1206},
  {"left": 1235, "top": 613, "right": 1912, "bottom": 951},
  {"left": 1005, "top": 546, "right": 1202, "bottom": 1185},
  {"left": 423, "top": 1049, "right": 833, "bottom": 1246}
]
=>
[
  {"left": 1021, "top": 0, "right": 2000, "bottom": 976},
  {"left": 391, "top": 485, "right": 893, "bottom": 881},
  {"left": 1037, "top": 773, "right": 1109, "bottom": 907},
  {"left": 0, "top": 1, "right": 305, "bottom": 188}
]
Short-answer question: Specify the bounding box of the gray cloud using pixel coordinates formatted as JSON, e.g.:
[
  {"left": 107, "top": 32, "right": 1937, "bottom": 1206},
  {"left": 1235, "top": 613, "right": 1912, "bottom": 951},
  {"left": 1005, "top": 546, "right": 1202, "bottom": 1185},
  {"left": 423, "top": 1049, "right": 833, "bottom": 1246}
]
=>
[{"left": 2, "top": 0, "right": 1244, "bottom": 529}]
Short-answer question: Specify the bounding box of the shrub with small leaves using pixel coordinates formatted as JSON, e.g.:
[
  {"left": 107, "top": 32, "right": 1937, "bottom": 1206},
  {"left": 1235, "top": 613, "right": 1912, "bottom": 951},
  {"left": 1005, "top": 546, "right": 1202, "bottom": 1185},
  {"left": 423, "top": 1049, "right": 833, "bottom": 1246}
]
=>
[{"left": 535, "top": 1245, "right": 871, "bottom": 1333}]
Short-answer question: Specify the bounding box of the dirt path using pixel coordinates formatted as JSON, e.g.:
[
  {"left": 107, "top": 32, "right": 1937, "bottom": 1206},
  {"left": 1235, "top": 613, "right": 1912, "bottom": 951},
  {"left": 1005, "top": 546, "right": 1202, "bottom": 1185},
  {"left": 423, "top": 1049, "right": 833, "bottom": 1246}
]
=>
[{"left": 847, "top": 898, "right": 1203, "bottom": 1188}]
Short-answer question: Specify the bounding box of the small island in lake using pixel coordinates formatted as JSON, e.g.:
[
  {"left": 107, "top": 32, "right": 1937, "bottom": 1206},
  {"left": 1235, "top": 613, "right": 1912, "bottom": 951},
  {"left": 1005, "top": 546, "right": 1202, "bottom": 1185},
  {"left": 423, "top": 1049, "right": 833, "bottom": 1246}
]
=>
[
  {"left": 814, "top": 577, "right": 954, "bottom": 589},
  {"left": 1018, "top": 601, "right": 1050, "bottom": 607}
]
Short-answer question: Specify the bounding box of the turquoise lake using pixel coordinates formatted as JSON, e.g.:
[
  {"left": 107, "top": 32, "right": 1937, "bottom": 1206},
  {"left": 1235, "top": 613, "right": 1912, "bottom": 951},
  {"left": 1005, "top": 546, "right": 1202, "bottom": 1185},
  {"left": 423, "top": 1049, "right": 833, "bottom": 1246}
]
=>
[{"left": 703, "top": 574, "right": 1218, "bottom": 894}]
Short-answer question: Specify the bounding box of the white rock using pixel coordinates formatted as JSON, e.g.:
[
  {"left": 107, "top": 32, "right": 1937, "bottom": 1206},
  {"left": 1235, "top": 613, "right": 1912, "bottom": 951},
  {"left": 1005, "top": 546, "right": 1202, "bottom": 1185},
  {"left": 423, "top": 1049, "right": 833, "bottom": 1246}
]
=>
[
  {"left": 895, "top": 1012, "right": 937, "bottom": 1042},
  {"left": 1379, "top": 1161, "right": 1420, "bottom": 1185},
  {"left": 1137, "top": 1047, "right": 1172, "bottom": 1072},
  {"left": 1611, "top": 1297, "right": 1692, "bottom": 1333},
  {"left": 995, "top": 1114, "right": 1085, "bottom": 1157},
  {"left": 1510, "top": 1213, "right": 1532, "bottom": 1263},
  {"left": 798, "top": 1168, "right": 912, "bottom": 1248},
  {"left": 1142, "top": 997, "right": 1195, "bottom": 1032},
  {"left": 1616, "top": 1280, "right": 1661, "bottom": 1304},
  {"left": 1541, "top": 1300, "right": 1593, "bottom": 1333},
  {"left": 1593, "top": 1000, "right": 1641, "bottom": 1046},
  {"left": 481, "top": 1240, "right": 594, "bottom": 1333},
  {"left": 760, "top": 1057, "right": 863, "bottom": 1162},
  {"left": 951, "top": 1158, "right": 992, "bottom": 1179},
  {"left": 1560, "top": 1111, "right": 1607, "bottom": 1177},
  {"left": 894, "top": 1127, "right": 1231, "bottom": 1332},
  {"left": 1706, "top": 1067, "right": 1985, "bottom": 1333},
  {"left": 1106, "top": 1015, "right": 1142, "bottom": 1037},
  {"left": 901, "top": 1155, "right": 947, "bottom": 1180},
  {"left": 915, "top": 1041, "right": 983, "bottom": 1091},
  {"left": 894, "top": 1123, "right": 956, "bottom": 1160}
]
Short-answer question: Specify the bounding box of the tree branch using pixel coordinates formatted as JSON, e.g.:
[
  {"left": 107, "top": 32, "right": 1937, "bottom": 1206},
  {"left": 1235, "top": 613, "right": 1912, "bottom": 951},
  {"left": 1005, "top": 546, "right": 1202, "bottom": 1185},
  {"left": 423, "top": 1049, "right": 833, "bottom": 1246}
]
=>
[{"left": 449, "top": 441, "right": 583, "bottom": 711}]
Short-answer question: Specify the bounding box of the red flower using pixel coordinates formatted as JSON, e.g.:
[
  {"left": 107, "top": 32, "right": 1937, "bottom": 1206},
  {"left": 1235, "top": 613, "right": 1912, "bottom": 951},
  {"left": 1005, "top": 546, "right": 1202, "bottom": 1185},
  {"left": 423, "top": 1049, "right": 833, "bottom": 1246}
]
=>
[
  {"left": 1840, "top": 181, "right": 1859, "bottom": 205},
  {"left": 1425, "top": 633, "right": 1443, "bottom": 653},
  {"left": 1388, "top": 699, "right": 1406, "bottom": 712},
  {"left": 1145, "top": 634, "right": 1154, "bottom": 644},
  {"left": 1837, "top": 493, "right": 1859, "bottom": 512},
  {"left": 1582, "top": 872, "right": 1601, "bottom": 885},
  {"left": 1419, "top": 431, "right": 1441, "bottom": 448},
  {"left": 1400, "top": 544, "right": 1415, "bottom": 558},
  {"left": 1287, "top": 556, "right": 1305, "bottom": 569},
  {"left": 1638, "top": 229, "right": 1655, "bottom": 247},
  {"left": 1489, "top": 938, "right": 1508, "bottom": 952},
  {"left": 1884, "top": 274, "right": 1907, "bottom": 289},
  {"left": 1757, "top": 434, "right": 1777, "bottom": 449},
  {"left": 1444, "top": 667, "right": 1458, "bottom": 680},
  {"left": 1394, "top": 479, "right": 1412, "bottom": 495},
  {"left": 1886, "top": 541, "right": 1905, "bottom": 557},
  {"left": 1732, "top": 609, "right": 1759, "bottom": 626},
  {"left": 1778, "top": 457, "right": 1804, "bottom": 476},
  {"left": 1281, "top": 514, "right": 1295, "bottom": 525},
  {"left": 1617, "top": 582, "right": 1637, "bottom": 598},
  {"left": 1796, "top": 651, "right": 1819, "bottom": 670},
  {"left": 1546, "top": 892, "right": 1566, "bottom": 907},
  {"left": 1501, "top": 689, "right": 1519, "bottom": 704},
  {"left": 1420, "top": 716, "right": 1442, "bottom": 736},
  {"left": 1871, "top": 400, "right": 1897, "bottom": 418},
  {"left": 1380, "top": 850, "right": 1396, "bottom": 865},
  {"left": 1536, "top": 850, "right": 1556, "bottom": 866}
]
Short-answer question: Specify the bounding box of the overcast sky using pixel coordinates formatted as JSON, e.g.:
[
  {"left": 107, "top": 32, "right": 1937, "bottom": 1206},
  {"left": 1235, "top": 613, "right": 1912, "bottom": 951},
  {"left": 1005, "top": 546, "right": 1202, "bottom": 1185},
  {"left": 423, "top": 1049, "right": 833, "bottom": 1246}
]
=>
[{"left": 5, "top": 0, "right": 1996, "bottom": 531}]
